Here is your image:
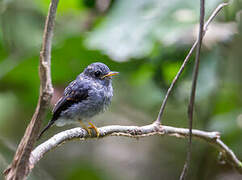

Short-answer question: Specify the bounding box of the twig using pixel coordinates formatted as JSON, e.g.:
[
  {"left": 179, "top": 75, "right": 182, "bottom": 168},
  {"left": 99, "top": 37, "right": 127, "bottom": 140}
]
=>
[
  {"left": 180, "top": 0, "right": 205, "bottom": 179},
  {"left": 27, "top": 124, "right": 242, "bottom": 174},
  {"left": 3, "top": 1, "right": 58, "bottom": 179},
  {"left": 155, "top": 2, "right": 229, "bottom": 124}
]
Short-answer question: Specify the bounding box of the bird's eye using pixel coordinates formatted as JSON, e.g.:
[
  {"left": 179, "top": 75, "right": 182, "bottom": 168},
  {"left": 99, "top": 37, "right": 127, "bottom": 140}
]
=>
[{"left": 94, "top": 70, "right": 102, "bottom": 77}]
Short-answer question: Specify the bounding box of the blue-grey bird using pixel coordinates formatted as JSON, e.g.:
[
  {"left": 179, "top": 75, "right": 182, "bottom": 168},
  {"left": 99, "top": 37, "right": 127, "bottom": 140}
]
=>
[{"left": 38, "top": 62, "right": 118, "bottom": 139}]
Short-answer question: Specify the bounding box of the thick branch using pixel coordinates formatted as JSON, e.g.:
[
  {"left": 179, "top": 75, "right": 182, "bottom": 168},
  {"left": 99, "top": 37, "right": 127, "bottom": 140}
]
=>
[
  {"left": 155, "top": 2, "right": 229, "bottom": 124},
  {"left": 28, "top": 124, "right": 242, "bottom": 174},
  {"left": 3, "top": 1, "right": 58, "bottom": 179}
]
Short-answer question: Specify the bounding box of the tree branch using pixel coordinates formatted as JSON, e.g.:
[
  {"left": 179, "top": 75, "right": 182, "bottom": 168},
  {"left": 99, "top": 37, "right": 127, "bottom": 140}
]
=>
[
  {"left": 3, "top": 0, "right": 58, "bottom": 179},
  {"left": 180, "top": 0, "right": 205, "bottom": 179},
  {"left": 28, "top": 124, "right": 242, "bottom": 174},
  {"left": 155, "top": 2, "right": 229, "bottom": 124}
]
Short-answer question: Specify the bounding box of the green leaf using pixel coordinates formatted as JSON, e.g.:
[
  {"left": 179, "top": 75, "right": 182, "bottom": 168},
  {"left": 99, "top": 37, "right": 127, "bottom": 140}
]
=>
[{"left": 86, "top": 0, "right": 220, "bottom": 61}]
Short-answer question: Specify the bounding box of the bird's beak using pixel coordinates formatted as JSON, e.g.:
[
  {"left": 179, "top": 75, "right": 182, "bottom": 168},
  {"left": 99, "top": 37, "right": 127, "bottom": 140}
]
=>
[{"left": 101, "top": 71, "right": 119, "bottom": 79}]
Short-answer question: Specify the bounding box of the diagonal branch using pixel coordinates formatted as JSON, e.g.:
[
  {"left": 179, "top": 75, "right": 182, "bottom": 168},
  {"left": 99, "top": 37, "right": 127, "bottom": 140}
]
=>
[
  {"left": 28, "top": 124, "right": 242, "bottom": 174},
  {"left": 3, "top": 0, "right": 58, "bottom": 179},
  {"left": 155, "top": 2, "right": 229, "bottom": 125}
]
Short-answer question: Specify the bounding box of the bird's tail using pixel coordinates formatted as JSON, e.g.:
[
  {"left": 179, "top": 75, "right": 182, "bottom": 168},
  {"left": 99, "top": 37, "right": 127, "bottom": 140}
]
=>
[{"left": 37, "top": 120, "right": 55, "bottom": 141}]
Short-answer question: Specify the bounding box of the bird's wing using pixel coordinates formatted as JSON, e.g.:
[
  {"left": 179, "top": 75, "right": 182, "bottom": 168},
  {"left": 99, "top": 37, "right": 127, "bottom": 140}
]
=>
[
  {"left": 53, "top": 80, "right": 89, "bottom": 121},
  {"left": 63, "top": 80, "right": 77, "bottom": 96},
  {"left": 38, "top": 80, "right": 89, "bottom": 140}
]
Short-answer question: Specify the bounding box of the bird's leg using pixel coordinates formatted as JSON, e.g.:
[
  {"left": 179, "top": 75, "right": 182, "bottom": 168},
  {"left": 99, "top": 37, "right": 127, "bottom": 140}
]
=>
[
  {"left": 88, "top": 122, "right": 100, "bottom": 137},
  {"left": 79, "top": 120, "right": 91, "bottom": 136}
]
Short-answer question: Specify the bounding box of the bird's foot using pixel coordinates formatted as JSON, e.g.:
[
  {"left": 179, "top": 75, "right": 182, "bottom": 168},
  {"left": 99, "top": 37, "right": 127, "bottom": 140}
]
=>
[
  {"left": 79, "top": 120, "right": 92, "bottom": 136},
  {"left": 88, "top": 122, "right": 100, "bottom": 137}
]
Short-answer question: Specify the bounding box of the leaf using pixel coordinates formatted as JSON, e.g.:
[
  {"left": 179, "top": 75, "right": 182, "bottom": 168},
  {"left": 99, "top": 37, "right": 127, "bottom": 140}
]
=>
[{"left": 86, "top": 0, "right": 220, "bottom": 61}]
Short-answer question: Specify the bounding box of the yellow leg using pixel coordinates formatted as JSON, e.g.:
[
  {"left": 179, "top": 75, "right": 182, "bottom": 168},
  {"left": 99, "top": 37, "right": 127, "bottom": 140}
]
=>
[
  {"left": 79, "top": 120, "right": 91, "bottom": 136},
  {"left": 88, "top": 122, "right": 100, "bottom": 137}
]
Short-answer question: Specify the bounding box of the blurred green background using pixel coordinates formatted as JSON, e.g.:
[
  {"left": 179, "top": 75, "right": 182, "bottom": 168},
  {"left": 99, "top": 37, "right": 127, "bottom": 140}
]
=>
[{"left": 0, "top": 0, "right": 242, "bottom": 179}]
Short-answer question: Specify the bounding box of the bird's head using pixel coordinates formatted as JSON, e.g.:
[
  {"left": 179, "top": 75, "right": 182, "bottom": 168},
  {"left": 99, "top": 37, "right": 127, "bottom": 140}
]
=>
[{"left": 83, "top": 62, "right": 119, "bottom": 85}]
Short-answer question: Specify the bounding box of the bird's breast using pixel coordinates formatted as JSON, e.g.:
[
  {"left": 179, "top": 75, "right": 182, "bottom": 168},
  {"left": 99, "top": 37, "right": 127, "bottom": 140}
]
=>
[
  {"left": 90, "top": 84, "right": 113, "bottom": 109},
  {"left": 74, "top": 84, "right": 113, "bottom": 119}
]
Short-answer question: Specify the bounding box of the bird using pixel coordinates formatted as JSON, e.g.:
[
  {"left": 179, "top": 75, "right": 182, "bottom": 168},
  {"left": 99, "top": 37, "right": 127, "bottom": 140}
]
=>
[{"left": 38, "top": 62, "right": 118, "bottom": 140}]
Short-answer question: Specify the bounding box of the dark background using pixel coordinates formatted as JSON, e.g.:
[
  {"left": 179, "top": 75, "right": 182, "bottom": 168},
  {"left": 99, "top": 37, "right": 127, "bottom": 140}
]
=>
[{"left": 0, "top": 0, "right": 242, "bottom": 179}]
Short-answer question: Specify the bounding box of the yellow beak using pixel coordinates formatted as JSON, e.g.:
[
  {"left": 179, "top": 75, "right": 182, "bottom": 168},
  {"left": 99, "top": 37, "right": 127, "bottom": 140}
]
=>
[{"left": 101, "top": 71, "right": 119, "bottom": 79}]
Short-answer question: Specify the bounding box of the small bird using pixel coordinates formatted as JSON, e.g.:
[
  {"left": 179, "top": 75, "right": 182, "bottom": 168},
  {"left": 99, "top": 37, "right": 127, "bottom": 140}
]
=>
[{"left": 38, "top": 62, "right": 118, "bottom": 140}]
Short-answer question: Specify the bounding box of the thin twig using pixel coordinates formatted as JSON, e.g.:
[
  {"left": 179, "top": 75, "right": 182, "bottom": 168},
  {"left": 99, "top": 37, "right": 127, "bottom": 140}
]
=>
[
  {"left": 27, "top": 124, "right": 242, "bottom": 174},
  {"left": 155, "top": 2, "right": 229, "bottom": 124},
  {"left": 3, "top": 0, "right": 58, "bottom": 179},
  {"left": 180, "top": 0, "right": 205, "bottom": 179}
]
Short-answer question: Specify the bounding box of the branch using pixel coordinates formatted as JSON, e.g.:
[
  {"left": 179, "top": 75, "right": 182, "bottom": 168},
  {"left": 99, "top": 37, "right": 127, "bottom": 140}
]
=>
[
  {"left": 3, "top": 0, "right": 58, "bottom": 179},
  {"left": 180, "top": 0, "right": 205, "bottom": 179},
  {"left": 155, "top": 2, "right": 229, "bottom": 124},
  {"left": 28, "top": 124, "right": 242, "bottom": 174}
]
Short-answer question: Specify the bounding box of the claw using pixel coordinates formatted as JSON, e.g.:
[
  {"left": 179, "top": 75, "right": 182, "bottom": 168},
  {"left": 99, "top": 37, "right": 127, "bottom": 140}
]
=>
[
  {"left": 79, "top": 120, "right": 92, "bottom": 136},
  {"left": 88, "top": 122, "right": 100, "bottom": 137}
]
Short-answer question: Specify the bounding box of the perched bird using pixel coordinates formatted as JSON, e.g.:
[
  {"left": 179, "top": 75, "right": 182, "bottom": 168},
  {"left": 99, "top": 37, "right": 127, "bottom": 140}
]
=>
[{"left": 38, "top": 62, "right": 118, "bottom": 140}]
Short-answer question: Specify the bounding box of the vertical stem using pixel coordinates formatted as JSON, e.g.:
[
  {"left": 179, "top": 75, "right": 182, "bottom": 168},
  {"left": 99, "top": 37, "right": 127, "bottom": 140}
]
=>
[
  {"left": 3, "top": 1, "right": 59, "bottom": 179},
  {"left": 179, "top": 0, "right": 205, "bottom": 179}
]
